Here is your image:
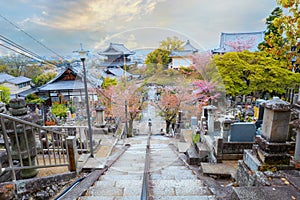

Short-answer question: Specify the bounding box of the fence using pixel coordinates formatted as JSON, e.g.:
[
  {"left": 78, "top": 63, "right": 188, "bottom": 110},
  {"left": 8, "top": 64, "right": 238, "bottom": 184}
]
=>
[{"left": 0, "top": 113, "right": 72, "bottom": 181}]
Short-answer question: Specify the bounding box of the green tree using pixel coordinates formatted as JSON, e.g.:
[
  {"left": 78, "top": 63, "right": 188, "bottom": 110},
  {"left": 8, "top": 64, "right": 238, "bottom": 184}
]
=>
[
  {"left": 0, "top": 85, "right": 10, "bottom": 103},
  {"left": 144, "top": 49, "right": 171, "bottom": 77},
  {"left": 23, "top": 65, "right": 43, "bottom": 79},
  {"left": 159, "top": 36, "right": 184, "bottom": 51},
  {"left": 213, "top": 51, "right": 299, "bottom": 97},
  {"left": 1, "top": 55, "right": 29, "bottom": 76},
  {"left": 265, "top": 1, "right": 299, "bottom": 68},
  {"left": 101, "top": 77, "right": 118, "bottom": 89},
  {"left": 33, "top": 72, "right": 57, "bottom": 86},
  {"left": 258, "top": 7, "right": 284, "bottom": 52},
  {"left": 0, "top": 65, "right": 8, "bottom": 73}
]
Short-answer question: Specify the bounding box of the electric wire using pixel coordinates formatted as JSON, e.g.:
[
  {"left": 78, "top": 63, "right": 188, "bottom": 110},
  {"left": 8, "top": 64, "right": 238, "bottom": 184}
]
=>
[
  {"left": 0, "top": 34, "right": 43, "bottom": 60},
  {"left": 0, "top": 36, "right": 59, "bottom": 67},
  {"left": 0, "top": 13, "right": 63, "bottom": 60},
  {"left": 0, "top": 43, "right": 42, "bottom": 61}
]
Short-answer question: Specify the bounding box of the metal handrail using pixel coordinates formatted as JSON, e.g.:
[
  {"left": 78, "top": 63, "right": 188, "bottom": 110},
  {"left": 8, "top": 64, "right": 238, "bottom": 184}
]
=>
[{"left": 141, "top": 132, "right": 151, "bottom": 200}]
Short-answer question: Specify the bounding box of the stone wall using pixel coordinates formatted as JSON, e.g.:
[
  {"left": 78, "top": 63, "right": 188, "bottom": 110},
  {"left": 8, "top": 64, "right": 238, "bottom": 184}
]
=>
[{"left": 0, "top": 172, "right": 76, "bottom": 199}]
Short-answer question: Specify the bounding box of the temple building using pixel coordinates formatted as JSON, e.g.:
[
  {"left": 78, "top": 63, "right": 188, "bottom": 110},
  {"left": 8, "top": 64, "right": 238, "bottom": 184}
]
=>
[
  {"left": 169, "top": 40, "right": 198, "bottom": 69},
  {"left": 0, "top": 73, "right": 32, "bottom": 98},
  {"left": 37, "top": 62, "right": 102, "bottom": 106},
  {"left": 212, "top": 31, "right": 265, "bottom": 54},
  {"left": 98, "top": 43, "right": 135, "bottom": 69}
]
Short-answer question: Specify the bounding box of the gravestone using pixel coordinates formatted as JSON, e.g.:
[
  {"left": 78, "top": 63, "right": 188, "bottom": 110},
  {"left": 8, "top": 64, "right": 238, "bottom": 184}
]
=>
[
  {"left": 229, "top": 122, "right": 256, "bottom": 142},
  {"left": 237, "top": 98, "right": 292, "bottom": 186}
]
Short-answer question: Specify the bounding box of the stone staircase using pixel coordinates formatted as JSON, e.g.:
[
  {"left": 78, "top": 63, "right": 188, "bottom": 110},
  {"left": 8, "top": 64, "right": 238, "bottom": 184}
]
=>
[
  {"left": 149, "top": 135, "right": 215, "bottom": 200},
  {"left": 79, "top": 135, "right": 216, "bottom": 200},
  {"left": 80, "top": 136, "right": 147, "bottom": 200}
]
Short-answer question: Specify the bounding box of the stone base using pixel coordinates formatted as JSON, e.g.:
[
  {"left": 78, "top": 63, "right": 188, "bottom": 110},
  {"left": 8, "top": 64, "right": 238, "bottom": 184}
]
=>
[
  {"left": 186, "top": 147, "right": 200, "bottom": 165},
  {"left": 236, "top": 160, "right": 257, "bottom": 186},
  {"left": 255, "top": 135, "right": 291, "bottom": 153},
  {"left": 232, "top": 186, "right": 300, "bottom": 200},
  {"left": 256, "top": 147, "right": 290, "bottom": 165},
  {"left": 243, "top": 149, "right": 262, "bottom": 172},
  {"left": 195, "top": 142, "right": 210, "bottom": 161}
]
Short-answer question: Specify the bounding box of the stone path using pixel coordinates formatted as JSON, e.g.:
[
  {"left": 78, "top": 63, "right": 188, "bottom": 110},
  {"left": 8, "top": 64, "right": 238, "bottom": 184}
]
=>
[
  {"left": 149, "top": 135, "right": 215, "bottom": 200},
  {"left": 80, "top": 136, "right": 147, "bottom": 200}
]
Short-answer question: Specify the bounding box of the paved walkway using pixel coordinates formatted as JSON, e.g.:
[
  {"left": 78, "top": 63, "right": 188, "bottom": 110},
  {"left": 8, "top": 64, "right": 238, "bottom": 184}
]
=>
[
  {"left": 79, "top": 87, "right": 215, "bottom": 199},
  {"left": 149, "top": 135, "right": 215, "bottom": 199}
]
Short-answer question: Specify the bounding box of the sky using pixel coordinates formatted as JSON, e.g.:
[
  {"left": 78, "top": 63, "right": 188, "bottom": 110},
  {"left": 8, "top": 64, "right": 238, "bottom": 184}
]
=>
[{"left": 0, "top": 0, "right": 278, "bottom": 60}]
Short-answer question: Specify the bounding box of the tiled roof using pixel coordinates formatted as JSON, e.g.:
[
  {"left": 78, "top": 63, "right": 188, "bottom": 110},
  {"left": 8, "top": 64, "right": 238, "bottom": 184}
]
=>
[
  {"left": 212, "top": 31, "right": 265, "bottom": 53},
  {"left": 170, "top": 40, "right": 198, "bottom": 57},
  {"left": 182, "top": 40, "right": 198, "bottom": 52},
  {"left": 7, "top": 76, "right": 31, "bottom": 85},
  {"left": 0, "top": 73, "right": 15, "bottom": 83},
  {"left": 38, "top": 62, "right": 102, "bottom": 92},
  {"left": 39, "top": 80, "right": 87, "bottom": 91},
  {"left": 98, "top": 43, "right": 135, "bottom": 56},
  {"left": 105, "top": 67, "right": 132, "bottom": 77}
]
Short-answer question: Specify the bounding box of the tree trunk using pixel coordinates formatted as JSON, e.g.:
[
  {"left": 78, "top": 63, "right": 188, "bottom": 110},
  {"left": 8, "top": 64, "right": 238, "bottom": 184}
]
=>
[
  {"left": 166, "top": 120, "right": 171, "bottom": 133},
  {"left": 128, "top": 119, "right": 133, "bottom": 137}
]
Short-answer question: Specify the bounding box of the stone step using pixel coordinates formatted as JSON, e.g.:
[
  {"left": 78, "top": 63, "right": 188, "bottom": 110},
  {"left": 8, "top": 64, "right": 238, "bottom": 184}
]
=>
[
  {"left": 201, "top": 162, "right": 236, "bottom": 179},
  {"left": 150, "top": 196, "right": 216, "bottom": 200},
  {"left": 150, "top": 179, "right": 211, "bottom": 196},
  {"left": 80, "top": 196, "right": 140, "bottom": 200},
  {"left": 99, "top": 174, "right": 143, "bottom": 181}
]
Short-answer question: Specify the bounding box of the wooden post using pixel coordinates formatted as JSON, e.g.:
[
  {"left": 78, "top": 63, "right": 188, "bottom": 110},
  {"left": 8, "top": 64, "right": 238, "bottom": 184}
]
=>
[{"left": 67, "top": 136, "right": 77, "bottom": 172}]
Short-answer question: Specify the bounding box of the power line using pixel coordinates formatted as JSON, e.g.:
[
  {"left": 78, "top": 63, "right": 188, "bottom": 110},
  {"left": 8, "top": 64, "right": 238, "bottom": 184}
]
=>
[
  {"left": 0, "top": 34, "right": 59, "bottom": 67},
  {"left": 0, "top": 43, "right": 41, "bottom": 61},
  {"left": 0, "top": 13, "right": 63, "bottom": 59},
  {"left": 0, "top": 34, "right": 42, "bottom": 60}
]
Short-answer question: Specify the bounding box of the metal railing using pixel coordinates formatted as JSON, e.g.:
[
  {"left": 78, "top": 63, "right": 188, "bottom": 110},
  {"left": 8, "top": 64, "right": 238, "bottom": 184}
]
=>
[
  {"left": 43, "top": 125, "right": 89, "bottom": 154},
  {"left": 0, "top": 113, "right": 70, "bottom": 181},
  {"left": 141, "top": 132, "right": 151, "bottom": 200}
]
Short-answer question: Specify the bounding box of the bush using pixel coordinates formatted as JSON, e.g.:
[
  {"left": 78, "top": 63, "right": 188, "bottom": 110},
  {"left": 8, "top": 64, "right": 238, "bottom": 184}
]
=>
[
  {"left": 51, "top": 103, "right": 68, "bottom": 118},
  {"left": 192, "top": 134, "right": 200, "bottom": 144}
]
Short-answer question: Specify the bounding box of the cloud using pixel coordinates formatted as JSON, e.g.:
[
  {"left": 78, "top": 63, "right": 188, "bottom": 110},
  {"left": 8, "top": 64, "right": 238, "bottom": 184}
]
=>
[{"left": 26, "top": 0, "right": 165, "bottom": 32}]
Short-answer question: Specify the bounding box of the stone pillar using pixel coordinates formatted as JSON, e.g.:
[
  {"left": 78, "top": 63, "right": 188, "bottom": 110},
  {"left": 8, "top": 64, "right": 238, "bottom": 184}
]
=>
[
  {"left": 95, "top": 106, "right": 106, "bottom": 128},
  {"left": 7, "top": 98, "right": 39, "bottom": 178},
  {"left": 289, "top": 118, "right": 300, "bottom": 168},
  {"left": 205, "top": 105, "right": 217, "bottom": 134},
  {"left": 295, "top": 129, "right": 300, "bottom": 164},
  {"left": 221, "top": 119, "right": 232, "bottom": 142}
]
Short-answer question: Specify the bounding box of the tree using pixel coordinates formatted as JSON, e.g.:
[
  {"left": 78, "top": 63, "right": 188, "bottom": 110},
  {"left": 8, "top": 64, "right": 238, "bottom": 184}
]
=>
[
  {"left": 101, "top": 77, "right": 117, "bottom": 89},
  {"left": 32, "top": 72, "right": 57, "bottom": 86},
  {"left": 0, "top": 85, "right": 10, "bottom": 103},
  {"left": 225, "top": 36, "right": 257, "bottom": 52},
  {"left": 144, "top": 48, "right": 172, "bottom": 77},
  {"left": 145, "top": 48, "right": 171, "bottom": 67},
  {"left": 23, "top": 65, "right": 43, "bottom": 79},
  {"left": 263, "top": 1, "right": 299, "bottom": 68},
  {"left": 258, "top": 7, "right": 284, "bottom": 52},
  {"left": 1, "top": 54, "right": 29, "bottom": 76},
  {"left": 159, "top": 36, "right": 184, "bottom": 51},
  {"left": 111, "top": 81, "right": 145, "bottom": 137},
  {"left": 213, "top": 51, "right": 299, "bottom": 97},
  {"left": 154, "top": 83, "right": 194, "bottom": 133},
  {"left": 0, "top": 65, "right": 7, "bottom": 73}
]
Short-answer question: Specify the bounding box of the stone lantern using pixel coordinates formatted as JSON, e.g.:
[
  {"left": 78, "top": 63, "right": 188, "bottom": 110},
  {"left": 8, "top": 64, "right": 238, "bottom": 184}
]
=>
[
  {"left": 203, "top": 105, "right": 217, "bottom": 134},
  {"left": 95, "top": 105, "right": 106, "bottom": 128},
  {"left": 6, "top": 98, "right": 39, "bottom": 178}
]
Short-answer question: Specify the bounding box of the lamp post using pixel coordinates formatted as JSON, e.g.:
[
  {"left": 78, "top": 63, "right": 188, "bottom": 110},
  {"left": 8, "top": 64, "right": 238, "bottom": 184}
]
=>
[
  {"left": 123, "top": 54, "right": 129, "bottom": 138},
  {"left": 75, "top": 44, "right": 94, "bottom": 158}
]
